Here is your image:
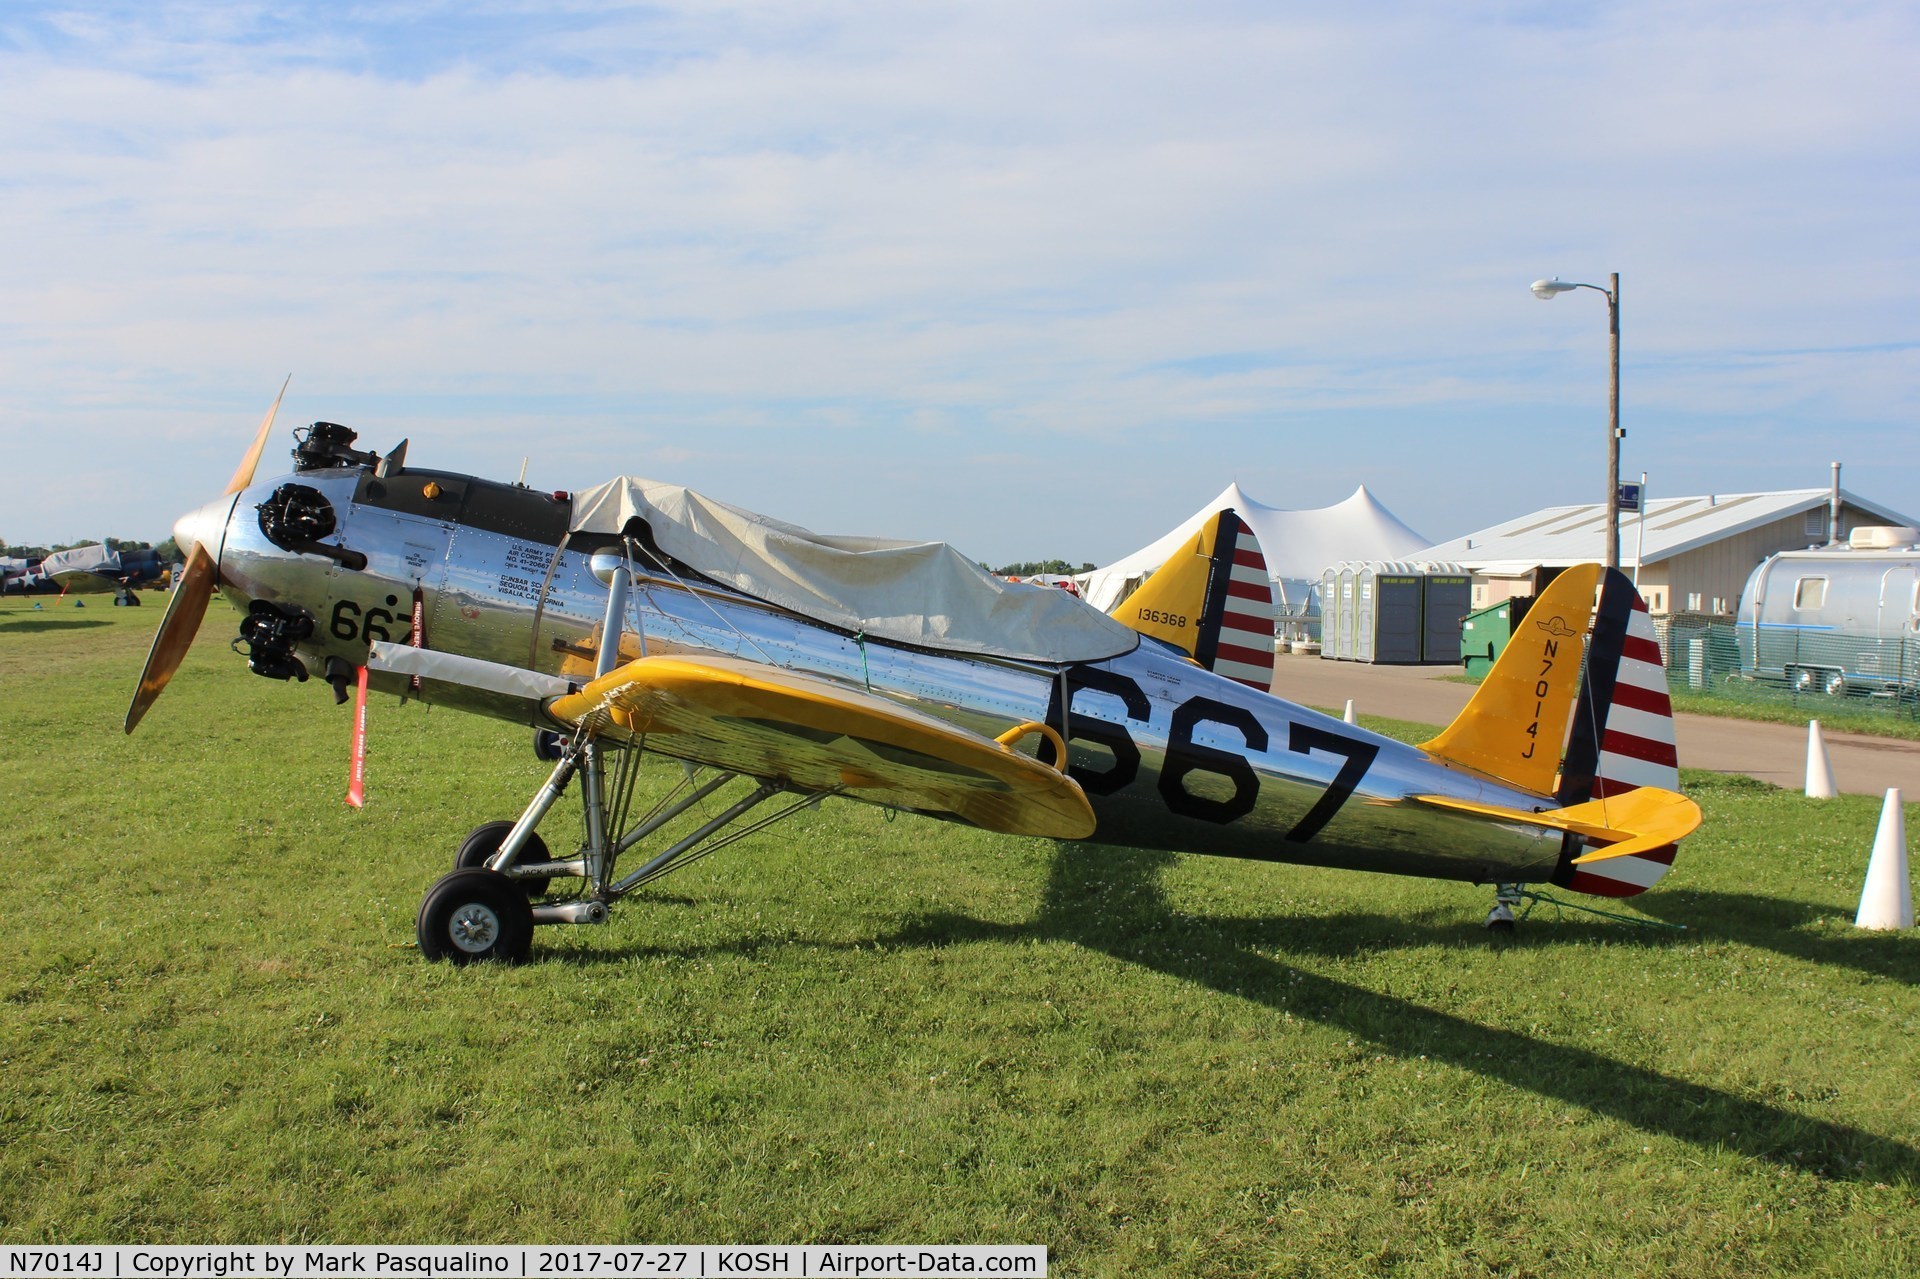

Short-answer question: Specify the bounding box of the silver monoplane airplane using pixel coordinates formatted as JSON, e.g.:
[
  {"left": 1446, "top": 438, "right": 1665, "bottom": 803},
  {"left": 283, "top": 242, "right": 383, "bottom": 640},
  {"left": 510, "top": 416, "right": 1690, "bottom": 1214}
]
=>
[{"left": 128, "top": 392, "right": 1700, "bottom": 964}]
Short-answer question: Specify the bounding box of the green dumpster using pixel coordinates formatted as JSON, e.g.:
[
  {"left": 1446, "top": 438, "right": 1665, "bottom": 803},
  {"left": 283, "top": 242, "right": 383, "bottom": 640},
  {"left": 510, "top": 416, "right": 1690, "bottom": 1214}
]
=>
[{"left": 1459, "top": 596, "right": 1534, "bottom": 677}]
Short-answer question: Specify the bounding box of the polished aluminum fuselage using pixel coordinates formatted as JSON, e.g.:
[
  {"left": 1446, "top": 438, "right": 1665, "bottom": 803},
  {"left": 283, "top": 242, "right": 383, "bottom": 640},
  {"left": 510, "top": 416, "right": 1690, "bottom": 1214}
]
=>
[{"left": 213, "top": 466, "right": 1567, "bottom": 887}]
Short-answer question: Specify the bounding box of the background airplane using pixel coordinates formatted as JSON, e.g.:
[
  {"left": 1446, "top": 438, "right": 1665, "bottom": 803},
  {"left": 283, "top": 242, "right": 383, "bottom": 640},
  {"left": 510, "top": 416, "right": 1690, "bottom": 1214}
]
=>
[
  {"left": 38, "top": 543, "right": 169, "bottom": 605},
  {"left": 1099, "top": 508, "right": 1277, "bottom": 691},
  {"left": 1, "top": 555, "right": 57, "bottom": 594}
]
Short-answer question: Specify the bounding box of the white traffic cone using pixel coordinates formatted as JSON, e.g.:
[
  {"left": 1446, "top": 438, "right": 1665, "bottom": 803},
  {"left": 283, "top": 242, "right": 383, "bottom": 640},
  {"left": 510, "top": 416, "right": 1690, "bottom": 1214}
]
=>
[
  {"left": 1805, "top": 720, "right": 1837, "bottom": 798},
  {"left": 1855, "top": 789, "right": 1911, "bottom": 931},
  {"left": 1343, "top": 699, "right": 1357, "bottom": 725}
]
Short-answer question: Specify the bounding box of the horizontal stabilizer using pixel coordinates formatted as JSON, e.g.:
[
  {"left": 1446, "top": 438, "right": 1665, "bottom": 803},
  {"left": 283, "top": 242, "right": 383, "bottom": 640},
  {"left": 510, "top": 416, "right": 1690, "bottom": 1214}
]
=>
[
  {"left": 1413, "top": 785, "right": 1701, "bottom": 864},
  {"left": 1561, "top": 787, "right": 1702, "bottom": 863}
]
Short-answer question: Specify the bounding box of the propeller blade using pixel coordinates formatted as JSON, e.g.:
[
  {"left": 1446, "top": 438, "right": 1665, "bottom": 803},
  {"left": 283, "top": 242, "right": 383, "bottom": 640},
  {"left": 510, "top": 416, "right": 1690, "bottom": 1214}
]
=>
[
  {"left": 128, "top": 381, "right": 296, "bottom": 733},
  {"left": 224, "top": 374, "right": 291, "bottom": 496},
  {"left": 124, "top": 544, "right": 217, "bottom": 734}
]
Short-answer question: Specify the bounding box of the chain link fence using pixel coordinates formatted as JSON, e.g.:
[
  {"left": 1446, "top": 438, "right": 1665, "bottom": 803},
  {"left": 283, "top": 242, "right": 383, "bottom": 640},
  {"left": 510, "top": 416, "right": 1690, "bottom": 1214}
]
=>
[{"left": 1657, "top": 612, "right": 1919, "bottom": 721}]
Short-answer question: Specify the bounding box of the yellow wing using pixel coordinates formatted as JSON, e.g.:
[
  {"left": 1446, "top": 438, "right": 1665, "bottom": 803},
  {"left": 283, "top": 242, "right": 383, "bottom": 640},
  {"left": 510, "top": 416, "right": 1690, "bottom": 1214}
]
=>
[{"left": 546, "top": 655, "right": 1095, "bottom": 840}]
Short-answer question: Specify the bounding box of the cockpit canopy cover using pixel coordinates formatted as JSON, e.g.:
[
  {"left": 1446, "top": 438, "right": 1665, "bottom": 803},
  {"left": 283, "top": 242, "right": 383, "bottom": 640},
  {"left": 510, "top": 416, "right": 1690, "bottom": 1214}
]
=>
[
  {"left": 571, "top": 477, "right": 1137, "bottom": 665},
  {"left": 40, "top": 544, "right": 122, "bottom": 579}
]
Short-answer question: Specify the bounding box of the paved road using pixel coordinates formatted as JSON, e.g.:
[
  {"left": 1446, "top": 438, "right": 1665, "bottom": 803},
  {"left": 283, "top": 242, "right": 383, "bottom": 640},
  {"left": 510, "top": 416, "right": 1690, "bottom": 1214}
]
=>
[{"left": 1269, "top": 654, "right": 1919, "bottom": 798}]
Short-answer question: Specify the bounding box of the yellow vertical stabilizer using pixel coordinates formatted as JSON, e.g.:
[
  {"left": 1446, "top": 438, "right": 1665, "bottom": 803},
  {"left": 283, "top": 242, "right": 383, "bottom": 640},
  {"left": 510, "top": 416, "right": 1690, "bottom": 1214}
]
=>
[
  {"left": 1116, "top": 517, "right": 1221, "bottom": 656},
  {"left": 1417, "top": 564, "right": 1603, "bottom": 794}
]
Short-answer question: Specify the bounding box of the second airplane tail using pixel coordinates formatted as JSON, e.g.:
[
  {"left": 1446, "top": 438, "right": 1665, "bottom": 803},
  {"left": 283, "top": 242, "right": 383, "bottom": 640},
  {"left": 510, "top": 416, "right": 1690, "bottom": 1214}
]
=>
[{"left": 1110, "top": 509, "right": 1275, "bottom": 689}]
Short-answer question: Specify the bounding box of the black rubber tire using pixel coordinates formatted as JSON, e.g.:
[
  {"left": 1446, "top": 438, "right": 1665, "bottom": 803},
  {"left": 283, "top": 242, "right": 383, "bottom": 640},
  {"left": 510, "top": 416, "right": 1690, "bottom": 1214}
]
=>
[
  {"left": 417, "top": 868, "right": 534, "bottom": 965},
  {"left": 455, "top": 821, "right": 553, "bottom": 899}
]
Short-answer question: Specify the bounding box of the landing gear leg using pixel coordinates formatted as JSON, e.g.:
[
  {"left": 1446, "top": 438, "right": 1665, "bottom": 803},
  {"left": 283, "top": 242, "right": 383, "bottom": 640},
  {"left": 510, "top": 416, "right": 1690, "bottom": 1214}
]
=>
[
  {"left": 411, "top": 553, "right": 831, "bottom": 962},
  {"left": 1485, "top": 883, "right": 1526, "bottom": 932}
]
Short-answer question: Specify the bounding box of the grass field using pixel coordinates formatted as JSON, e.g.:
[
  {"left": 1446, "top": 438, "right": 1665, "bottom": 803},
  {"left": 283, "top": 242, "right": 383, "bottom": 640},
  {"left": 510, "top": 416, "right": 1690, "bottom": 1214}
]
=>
[
  {"left": 1660, "top": 684, "right": 1920, "bottom": 740},
  {"left": 4, "top": 598, "right": 1919, "bottom": 1275},
  {"left": 1441, "top": 670, "right": 1920, "bottom": 741}
]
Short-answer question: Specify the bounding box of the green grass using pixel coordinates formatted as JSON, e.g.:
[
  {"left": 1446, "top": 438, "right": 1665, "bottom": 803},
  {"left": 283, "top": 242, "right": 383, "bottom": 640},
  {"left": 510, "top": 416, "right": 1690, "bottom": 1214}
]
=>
[
  {"left": 1441, "top": 670, "right": 1920, "bottom": 740},
  {"left": 5, "top": 598, "right": 1920, "bottom": 1274},
  {"left": 1662, "top": 685, "right": 1920, "bottom": 739}
]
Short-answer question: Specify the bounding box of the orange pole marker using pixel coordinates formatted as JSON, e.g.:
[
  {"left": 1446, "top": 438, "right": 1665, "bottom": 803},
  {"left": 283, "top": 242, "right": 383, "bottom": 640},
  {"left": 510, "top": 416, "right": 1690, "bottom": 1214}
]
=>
[{"left": 346, "top": 664, "right": 369, "bottom": 808}]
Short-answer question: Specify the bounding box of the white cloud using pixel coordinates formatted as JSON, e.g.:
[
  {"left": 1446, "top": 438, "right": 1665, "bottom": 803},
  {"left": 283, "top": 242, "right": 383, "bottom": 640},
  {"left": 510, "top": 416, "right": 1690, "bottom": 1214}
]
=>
[{"left": 1, "top": 1, "right": 1915, "bottom": 558}]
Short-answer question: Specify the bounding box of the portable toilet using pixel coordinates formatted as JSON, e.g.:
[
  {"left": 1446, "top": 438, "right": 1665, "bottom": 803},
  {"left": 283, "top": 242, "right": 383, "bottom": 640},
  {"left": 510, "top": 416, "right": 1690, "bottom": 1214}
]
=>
[
  {"left": 1336, "top": 564, "right": 1358, "bottom": 660},
  {"left": 1420, "top": 568, "right": 1471, "bottom": 664},
  {"left": 1324, "top": 561, "right": 1428, "bottom": 663},
  {"left": 1318, "top": 567, "right": 1337, "bottom": 657},
  {"left": 1356, "top": 563, "right": 1423, "bottom": 663},
  {"left": 1352, "top": 569, "right": 1374, "bottom": 661},
  {"left": 1317, "top": 561, "right": 1468, "bottom": 664},
  {"left": 1319, "top": 565, "right": 1360, "bottom": 660}
]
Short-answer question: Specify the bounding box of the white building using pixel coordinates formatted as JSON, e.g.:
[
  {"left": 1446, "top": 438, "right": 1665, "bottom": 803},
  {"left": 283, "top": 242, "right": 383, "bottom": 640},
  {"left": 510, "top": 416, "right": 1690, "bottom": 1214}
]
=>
[{"left": 1419, "top": 487, "right": 1920, "bottom": 618}]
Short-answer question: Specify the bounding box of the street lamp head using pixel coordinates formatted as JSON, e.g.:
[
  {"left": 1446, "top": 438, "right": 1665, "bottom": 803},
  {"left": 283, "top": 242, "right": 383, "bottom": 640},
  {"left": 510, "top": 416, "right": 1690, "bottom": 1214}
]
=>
[{"left": 1532, "top": 278, "right": 1576, "bottom": 299}]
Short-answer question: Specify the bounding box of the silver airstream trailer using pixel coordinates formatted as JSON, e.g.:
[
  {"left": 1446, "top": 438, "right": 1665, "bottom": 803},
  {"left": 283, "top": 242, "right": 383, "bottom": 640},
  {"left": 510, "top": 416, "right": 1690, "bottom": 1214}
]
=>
[{"left": 1735, "top": 526, "right": 1920, "bottom": 699}]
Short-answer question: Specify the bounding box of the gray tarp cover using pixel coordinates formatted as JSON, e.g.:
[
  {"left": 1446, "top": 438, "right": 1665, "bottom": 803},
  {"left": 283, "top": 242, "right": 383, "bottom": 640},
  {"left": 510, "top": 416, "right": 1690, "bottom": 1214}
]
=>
[
  {"left": 570, "top": 477, "right": 1137, "bottom": 665},
  {"left": 40, "top": 544, "right": 120, "bottom": 579}
]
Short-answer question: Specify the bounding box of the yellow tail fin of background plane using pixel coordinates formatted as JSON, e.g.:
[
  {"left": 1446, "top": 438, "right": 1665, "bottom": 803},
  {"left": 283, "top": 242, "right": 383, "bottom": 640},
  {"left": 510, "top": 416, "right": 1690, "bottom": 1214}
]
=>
[
  {"left": 1120, "top": 521, "right": 1216, "bottom": 653},
  {"left": 1417, "top": 563, "right": 1603, "bottom": 794},
  {"left": 1111, "top": 509, "right": 1275, "bottom": 689}
]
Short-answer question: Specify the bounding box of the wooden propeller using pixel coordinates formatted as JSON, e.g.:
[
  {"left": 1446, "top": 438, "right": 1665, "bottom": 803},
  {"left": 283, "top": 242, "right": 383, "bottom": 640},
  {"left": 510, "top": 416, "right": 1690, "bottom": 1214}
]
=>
[{"left": 123, "top": 379, "right": 289, "bottom": 734}]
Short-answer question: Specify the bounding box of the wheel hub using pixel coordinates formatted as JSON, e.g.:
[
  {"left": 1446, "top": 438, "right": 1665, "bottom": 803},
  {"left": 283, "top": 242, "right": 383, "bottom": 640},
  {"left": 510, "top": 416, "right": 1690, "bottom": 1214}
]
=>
[{"left": 448, "top": 902, "right": 501, "bottom": 953}]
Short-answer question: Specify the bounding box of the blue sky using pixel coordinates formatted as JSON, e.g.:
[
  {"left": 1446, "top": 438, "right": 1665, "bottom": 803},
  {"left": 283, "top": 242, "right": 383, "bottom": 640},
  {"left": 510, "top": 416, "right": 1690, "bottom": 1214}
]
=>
[{"left": 3, "top": 1, "right": 1915, "bottom": 566}]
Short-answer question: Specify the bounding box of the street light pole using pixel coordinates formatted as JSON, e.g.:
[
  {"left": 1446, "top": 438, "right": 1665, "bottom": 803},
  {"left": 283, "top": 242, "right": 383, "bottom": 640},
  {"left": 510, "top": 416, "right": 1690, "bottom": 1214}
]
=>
[
  {"left": 1606, "top": 271, "right": 1620, "bottom": 571},
  {"left": 1532, "top": 272, "right": 1623, "bottom": 569}
]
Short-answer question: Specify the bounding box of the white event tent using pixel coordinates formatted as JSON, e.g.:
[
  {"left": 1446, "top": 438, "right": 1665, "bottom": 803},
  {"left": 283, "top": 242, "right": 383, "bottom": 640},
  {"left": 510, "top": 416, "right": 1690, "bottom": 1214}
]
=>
[{"left": 1079, "top": 483, "right": 1430, "bottom": 624}]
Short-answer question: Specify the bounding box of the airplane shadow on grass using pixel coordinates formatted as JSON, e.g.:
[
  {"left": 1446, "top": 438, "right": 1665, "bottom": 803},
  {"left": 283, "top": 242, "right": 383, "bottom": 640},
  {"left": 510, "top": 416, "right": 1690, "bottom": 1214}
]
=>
[
  {"left": 595, "top": 839, "right": 1920, "bottom": 1186},
  {"left": 0, "top": 617, "right": 111, "bottom": 634}
]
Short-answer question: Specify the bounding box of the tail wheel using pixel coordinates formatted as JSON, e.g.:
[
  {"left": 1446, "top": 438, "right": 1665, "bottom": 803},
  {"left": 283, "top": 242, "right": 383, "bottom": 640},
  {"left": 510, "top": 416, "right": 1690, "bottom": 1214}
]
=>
[
  {"left": 417, "top": 868, "right": 534, "bottom": 965},
  {"left": 456, "top": 820, "right": 553, "bottom": 899},
  {"left": 1485, "top": 883, "right": 1524, "bottom": 933}
]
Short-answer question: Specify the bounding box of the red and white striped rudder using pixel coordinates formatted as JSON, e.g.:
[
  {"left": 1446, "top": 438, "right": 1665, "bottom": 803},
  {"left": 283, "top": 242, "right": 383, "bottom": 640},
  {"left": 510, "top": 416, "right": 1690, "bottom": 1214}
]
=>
[{"left": 1556, "top": 579, "right": 1680, "bottom": 898}]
